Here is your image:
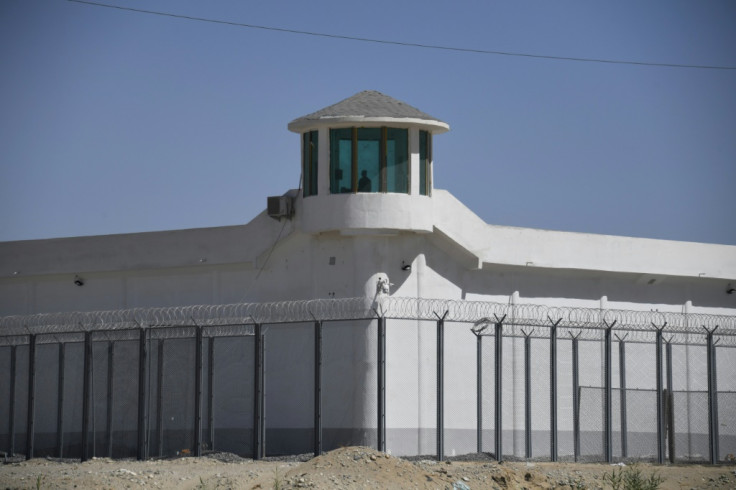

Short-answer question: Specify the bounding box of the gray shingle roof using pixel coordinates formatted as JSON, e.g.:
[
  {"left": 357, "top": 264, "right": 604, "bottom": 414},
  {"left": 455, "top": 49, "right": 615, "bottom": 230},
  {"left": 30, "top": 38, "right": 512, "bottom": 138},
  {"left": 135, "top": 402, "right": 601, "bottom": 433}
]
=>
[{"left": 289, "top": 90, "right": 447, "bottom": 127}]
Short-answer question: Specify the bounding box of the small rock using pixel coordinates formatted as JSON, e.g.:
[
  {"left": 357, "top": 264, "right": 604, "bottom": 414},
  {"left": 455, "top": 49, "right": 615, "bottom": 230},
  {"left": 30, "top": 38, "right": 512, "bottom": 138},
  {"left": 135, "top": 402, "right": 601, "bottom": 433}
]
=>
[{"left": 452, "top": 480, "right": 471, "bottom": 490}]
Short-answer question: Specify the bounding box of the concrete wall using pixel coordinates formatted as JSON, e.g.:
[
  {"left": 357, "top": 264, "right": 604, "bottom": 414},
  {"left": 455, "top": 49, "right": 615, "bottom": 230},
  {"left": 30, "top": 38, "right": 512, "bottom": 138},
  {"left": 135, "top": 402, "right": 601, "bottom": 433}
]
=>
[
  {"left": 433, "top": 190, "right": 736, "bottom": 281},
  {"left": 1, "top": 185, "right": 735, "bottom": 458}
]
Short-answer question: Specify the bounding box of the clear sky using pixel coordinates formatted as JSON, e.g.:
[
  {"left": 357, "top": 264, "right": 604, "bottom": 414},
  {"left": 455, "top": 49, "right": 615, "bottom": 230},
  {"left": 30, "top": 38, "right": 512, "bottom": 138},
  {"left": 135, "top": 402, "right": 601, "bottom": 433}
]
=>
[{"left": 1, "top": 0, "right": 735, "bottom": 245}]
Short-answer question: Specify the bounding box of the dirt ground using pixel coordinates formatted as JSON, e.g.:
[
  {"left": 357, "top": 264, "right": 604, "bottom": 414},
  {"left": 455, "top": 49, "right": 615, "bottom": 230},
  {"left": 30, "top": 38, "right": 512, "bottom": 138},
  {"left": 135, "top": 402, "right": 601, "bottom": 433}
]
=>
[{"left": 1, "top": 446, "right": 735, "bottom": 489}]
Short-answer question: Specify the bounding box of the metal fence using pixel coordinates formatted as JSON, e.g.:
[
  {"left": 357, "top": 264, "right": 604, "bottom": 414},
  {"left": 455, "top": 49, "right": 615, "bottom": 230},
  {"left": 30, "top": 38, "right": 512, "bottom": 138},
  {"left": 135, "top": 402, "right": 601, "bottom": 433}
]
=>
[{"left": 1, "top": 296, "right": 735, "bottom": 464}]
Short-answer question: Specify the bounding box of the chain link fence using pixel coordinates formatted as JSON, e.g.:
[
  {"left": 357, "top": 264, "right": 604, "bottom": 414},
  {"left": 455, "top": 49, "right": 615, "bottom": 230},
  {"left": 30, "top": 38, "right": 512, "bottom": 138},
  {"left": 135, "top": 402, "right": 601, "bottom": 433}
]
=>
[
  {"left": 1, "top": 297, "right": 735, "bottom": 464},
  {"left": 717, "top": 344, "right": 736, "bottom": 461}
]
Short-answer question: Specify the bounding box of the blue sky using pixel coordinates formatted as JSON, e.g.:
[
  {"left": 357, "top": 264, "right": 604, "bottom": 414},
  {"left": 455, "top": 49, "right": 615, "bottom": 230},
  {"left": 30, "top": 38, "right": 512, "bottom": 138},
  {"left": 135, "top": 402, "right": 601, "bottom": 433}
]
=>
[{"left": 1, "top": 0, "right": 735, "bottom": 244}]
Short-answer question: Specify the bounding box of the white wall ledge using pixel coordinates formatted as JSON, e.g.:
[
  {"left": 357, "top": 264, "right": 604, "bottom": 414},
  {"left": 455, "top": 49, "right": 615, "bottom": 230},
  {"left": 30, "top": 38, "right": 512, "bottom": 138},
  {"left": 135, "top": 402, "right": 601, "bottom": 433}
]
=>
[{"left": 432, "top": 189, "right": 736, "bottom": 280}]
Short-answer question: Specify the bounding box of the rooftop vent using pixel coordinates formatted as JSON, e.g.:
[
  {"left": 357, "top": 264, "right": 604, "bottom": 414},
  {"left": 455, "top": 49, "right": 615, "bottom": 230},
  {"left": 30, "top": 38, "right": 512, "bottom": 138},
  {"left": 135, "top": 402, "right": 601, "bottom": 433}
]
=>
[{"left": 267, "top": 195, "right": 294, "bottom": 220}]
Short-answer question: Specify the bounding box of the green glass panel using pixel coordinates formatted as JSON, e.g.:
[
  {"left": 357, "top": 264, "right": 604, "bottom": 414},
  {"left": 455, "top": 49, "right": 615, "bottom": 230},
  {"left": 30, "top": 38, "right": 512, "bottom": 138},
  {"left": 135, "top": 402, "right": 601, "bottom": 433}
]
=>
[
  {"left": 386, "top": 128, "right": 408, "bottom": 193},
  {"left": 302, "top": 131, "right": 319, "bottom": 197},
  {"left": 419, "top": 130, "right": 428, "bottom": 196},
  {"left": 302, "top": 132, "right": 310, "bottom": 197},
  {"left": 357, "top": 128, "right": 380, "bottom": 193},
  {"left": 309, "top": 131, "right": 318, "bottom": 196},
  {"left": 330, "top": 128, "right": 352, "bottom": 193}
]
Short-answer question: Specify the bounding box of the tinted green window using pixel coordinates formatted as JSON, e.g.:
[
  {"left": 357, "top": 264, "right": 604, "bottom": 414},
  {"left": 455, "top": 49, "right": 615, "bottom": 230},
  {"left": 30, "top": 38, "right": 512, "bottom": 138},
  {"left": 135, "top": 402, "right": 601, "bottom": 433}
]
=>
[
  {"left": 330, "top": 128, "right": 352, "bottom": 193},
  {"left": 357, "top": 128, "right": 381, "bottom": 193},
  {"left": 302, "top": 131, "right": 318, "bottom": 197},
  {"left": 419, "top": 130, "right": 430, "bottom": 196},
  {"left": 329, "top": 126, "right": 410, "bottom": 195},
  {"left": 386, "top": 128, "right": 408, "bottom": 193}
]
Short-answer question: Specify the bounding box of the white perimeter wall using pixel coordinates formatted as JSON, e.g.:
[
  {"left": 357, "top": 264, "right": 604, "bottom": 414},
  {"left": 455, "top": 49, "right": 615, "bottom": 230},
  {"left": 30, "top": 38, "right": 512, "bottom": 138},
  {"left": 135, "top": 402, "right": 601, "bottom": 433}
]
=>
[{"left": 1, "top": 189, "right": 735, "bottom": 453}]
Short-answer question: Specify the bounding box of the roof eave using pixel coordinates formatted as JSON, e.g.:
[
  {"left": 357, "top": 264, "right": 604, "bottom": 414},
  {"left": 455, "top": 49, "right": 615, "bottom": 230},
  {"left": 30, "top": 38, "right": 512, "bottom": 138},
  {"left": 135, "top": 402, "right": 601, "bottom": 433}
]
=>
[{"left": 288, "top": 116, "right": 450, "bottom": 134}]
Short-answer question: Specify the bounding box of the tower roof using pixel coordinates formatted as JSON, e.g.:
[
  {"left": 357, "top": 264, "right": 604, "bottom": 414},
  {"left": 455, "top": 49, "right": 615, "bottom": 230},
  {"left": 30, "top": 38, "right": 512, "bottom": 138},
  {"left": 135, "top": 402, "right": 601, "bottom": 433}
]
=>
[{"left": 288, "top": 90, "right": 449, "bottom": 133}]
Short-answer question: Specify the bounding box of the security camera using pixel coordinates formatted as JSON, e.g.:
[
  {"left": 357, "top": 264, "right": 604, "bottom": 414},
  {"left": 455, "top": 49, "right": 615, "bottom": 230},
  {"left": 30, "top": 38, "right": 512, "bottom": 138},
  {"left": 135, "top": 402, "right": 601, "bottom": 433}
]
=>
[
  {"left": 74, "top": 275, "right": 84, "bottom": 287},
  {"left": 727, "top": 287, "right": 736, "bottom": 295}
]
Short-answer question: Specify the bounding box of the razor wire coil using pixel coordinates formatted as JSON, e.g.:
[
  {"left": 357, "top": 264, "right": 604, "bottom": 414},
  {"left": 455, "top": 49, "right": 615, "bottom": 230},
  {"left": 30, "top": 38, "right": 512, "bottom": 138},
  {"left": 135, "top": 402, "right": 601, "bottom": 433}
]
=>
[{"left": 1, "top": 296, "right": 734, "bottom": 346}]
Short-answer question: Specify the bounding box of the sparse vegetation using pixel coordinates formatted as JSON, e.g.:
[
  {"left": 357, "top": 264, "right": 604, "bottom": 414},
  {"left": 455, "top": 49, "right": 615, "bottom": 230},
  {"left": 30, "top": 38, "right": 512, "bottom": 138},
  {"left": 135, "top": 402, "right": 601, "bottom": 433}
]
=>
[
  {"left": 563, "top": 475, "right": 587, "bottom": 489},
  {"left": 272, "top": 468, "right": 282, "bottom": 490},
  {"left": 603, "top": 464, "right": 664, "bottom": 490}
]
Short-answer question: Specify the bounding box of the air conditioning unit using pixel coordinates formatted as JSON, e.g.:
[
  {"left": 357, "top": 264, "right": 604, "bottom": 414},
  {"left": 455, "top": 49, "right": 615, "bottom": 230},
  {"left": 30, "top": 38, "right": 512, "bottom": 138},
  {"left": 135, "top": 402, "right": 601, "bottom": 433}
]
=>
[{"left": 267, "top": 195, "right": 294, "bottom": 220}]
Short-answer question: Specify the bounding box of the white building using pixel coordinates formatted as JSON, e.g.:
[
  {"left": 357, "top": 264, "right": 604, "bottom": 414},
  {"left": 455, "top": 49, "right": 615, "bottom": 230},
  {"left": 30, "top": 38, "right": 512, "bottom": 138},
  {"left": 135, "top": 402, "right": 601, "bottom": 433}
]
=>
[{"left": 1, "top": 90, "right": 735, "bottom": 460}]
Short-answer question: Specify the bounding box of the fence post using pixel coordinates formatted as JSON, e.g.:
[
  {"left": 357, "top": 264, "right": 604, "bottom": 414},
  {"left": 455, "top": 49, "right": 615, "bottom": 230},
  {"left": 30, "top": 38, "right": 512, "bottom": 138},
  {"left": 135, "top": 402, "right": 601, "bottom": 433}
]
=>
[
  {"left": 26, "top": 334, "right": 37, "bottom": 461},
  {"left": 550, "top": 319, "right": 560, "bottom": 462},
  {"left": 106, "top": 341, "right": 114, "bottom": 458},
  {"left": 377, "top": 317, "right": 386, "bottom": 453},
  {"left": 194, "top": 326, "right": 204, "bottom": 457},
  {"left": 314, "top": 321, "right": 322, "bottom": 457},
  {"left": 436, "top": 311, "right": 448, "bottom": 461},
  {"left": 705, "top": 326, "right": 720, "bottom": 464},
  {"left": 665, "top": 338, "right": 675, "bottom": 463},
  {"left": 571, "top": 333, "right": 580, "bottom": 462},
  {"left": 156, "top": 340, "right": 165, "bottom": 457},
  {"left": 9, "top": 345, "right": 17, "bottom": 457},
  {"left": 476, "top": 333, "right": 482, "bottom": 454},
  {"left": 253, "top": 323, "right": 265, "bottom": 459},
  {"left": 137, "top": 327, "right": 149, "bottom": 461},
  {"left": 523, "top": 330, "right": 532, "bottom": 459},
  {"left": 81, "top": 331, "right": 92, "bottom": 462},
  {"left": 208, "top": 337, "right": 215, "bottom": 452},
  {"left": 495, "top": 319, "right": 504, "bottom": 462},
  {"left": 57, "top": 343, "right": 66, "bottom": 458},
  {"left": 654, "top": 323, "right": 666, "bottom": 464},
  {"left": 603, "top": 321, "right": 615, "bottom": 463},
  {"left": 615, "top": 334, "right": 628, "bottom": 460}
]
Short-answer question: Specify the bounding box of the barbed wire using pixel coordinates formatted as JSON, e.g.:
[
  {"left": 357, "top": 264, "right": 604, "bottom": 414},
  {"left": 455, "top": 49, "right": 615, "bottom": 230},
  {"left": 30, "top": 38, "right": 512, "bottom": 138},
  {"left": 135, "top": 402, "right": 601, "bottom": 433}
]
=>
[{"left": 1, "top": 296, "right": 734, "bottom": 346}]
